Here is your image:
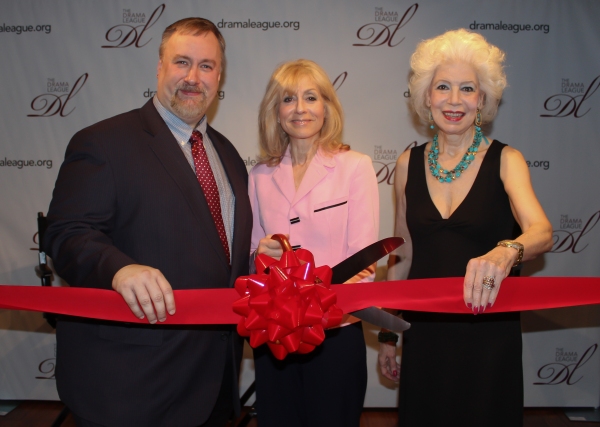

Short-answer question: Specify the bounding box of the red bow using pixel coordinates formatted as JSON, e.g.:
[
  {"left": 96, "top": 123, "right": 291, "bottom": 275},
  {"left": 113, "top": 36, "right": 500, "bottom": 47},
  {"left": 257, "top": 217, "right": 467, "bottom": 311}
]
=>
[{"left": 232, "top": 248, "right": 343, "bottom": 360}]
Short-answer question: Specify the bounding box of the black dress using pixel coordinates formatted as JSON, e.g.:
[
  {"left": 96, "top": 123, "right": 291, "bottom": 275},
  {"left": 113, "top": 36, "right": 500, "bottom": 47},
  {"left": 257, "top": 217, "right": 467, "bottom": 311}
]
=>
[{"left": 398, "top": 140, "right": 523, "bottom": 427}]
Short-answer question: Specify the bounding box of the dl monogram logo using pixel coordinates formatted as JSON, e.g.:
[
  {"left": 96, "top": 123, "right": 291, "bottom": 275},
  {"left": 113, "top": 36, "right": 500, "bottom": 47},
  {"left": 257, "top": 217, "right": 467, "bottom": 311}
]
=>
[
  {"left": 353, "top": 4, "right": 418, "bottom": 47},
  {"left": 36, "top": 358, "right": 56, "bottom": 380},
  {"left": 28, "top": 74, "right": 89, "bottom": 118},
  {"left": 102, "top": 4, "right": 165, "bottom": 49},
  {"left": 540, "top": 75, "right": 600, "bottom": 118},
  {"left": 534, "top": 344, "right": 597, "bottom": 386},
  {"left": 372, "top": 141, "right": 418, "bottom": 185},
  {"left": 551, "top": 210, "right": 600, "bottom": 253}
]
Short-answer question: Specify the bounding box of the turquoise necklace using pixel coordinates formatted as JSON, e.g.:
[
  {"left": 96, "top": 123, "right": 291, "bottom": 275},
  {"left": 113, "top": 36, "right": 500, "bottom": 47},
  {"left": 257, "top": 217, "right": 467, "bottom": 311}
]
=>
[{"left": 428, "top": 126, "right": 483, "bottom": 183}]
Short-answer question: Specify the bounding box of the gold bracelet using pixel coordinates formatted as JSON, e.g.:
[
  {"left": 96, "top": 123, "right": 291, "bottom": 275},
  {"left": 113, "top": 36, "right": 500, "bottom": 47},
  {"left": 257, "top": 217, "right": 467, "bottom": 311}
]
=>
[{"left": 497, "top": 240, "right": 524, "bottom": 267}]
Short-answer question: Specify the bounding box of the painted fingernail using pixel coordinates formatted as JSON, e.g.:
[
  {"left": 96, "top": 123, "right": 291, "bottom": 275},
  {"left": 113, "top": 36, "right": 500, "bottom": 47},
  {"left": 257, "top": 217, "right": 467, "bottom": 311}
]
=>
[
  {"left": 467, "top": 303, "right": 472, "bottom": 309},
  {"left": 392, "top": 370, "right": 398, "bottom": 376},
  {"left": 486, "top": 303, "right": 492, "bottom": 309}
]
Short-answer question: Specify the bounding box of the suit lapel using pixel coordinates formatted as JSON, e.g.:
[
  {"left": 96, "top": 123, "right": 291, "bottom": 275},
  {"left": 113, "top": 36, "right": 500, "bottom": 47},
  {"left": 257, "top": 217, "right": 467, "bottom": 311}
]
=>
[
  {"left": 291, "top": 149, "right": 334, "bottom": 207},
  {"left": 140, "top": 101, "right": 231, "bottom": 270},
  {"left": 272, "top": 156, "right": 295, "bottom": 205},
  {"left": 207, "top": 125, "right": 251, "bottom": 281}
]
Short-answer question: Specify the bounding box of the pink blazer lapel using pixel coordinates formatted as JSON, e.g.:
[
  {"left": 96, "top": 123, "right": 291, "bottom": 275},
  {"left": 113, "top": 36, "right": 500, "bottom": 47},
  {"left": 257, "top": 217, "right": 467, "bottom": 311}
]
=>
[
  {"left": 272, "top": 154, "right": 295, "bottom": 205},
  {"left": 272, "top": 147, "right": 337, "bottom": 207},
  {"left": 292, "top": 157, "right": 328, "bottom": 206}
]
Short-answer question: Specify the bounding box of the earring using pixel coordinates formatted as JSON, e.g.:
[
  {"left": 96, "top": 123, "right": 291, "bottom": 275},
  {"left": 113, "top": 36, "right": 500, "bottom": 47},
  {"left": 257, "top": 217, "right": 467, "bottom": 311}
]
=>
[
  {"left": 475, "top": 109, "right": 482, "bottom": 127},
  {"left": 428, "top": 110, "right": 435, "bottom": 130},
  {"left": 475, "top": 108, "right": 481, "bottom": 127}
]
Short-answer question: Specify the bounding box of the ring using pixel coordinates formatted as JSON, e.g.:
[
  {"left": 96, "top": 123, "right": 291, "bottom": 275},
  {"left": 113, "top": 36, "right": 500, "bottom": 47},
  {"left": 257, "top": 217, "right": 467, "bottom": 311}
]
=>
[{"left": 482, "top": 276, "right": 495, "bottom": 290}]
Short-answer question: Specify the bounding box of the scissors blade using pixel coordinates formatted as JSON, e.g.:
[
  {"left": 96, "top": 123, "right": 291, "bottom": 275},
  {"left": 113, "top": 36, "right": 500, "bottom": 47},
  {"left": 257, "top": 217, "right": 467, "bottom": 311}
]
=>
[
  {"left": 351, "top": 307, "right": 410, "bottom": 333},
  {"left": 330, "top": 237, "right": 410, "bottom": 332},
  {"left": 331, "top": 237, "right": 405, "bottom": 284}
]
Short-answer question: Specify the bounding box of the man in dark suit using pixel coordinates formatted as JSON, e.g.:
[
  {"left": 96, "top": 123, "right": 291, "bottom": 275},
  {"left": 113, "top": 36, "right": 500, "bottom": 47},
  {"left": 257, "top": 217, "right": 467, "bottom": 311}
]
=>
[{"left": 44, "top": 18, "right": 252, "bottom": 427}]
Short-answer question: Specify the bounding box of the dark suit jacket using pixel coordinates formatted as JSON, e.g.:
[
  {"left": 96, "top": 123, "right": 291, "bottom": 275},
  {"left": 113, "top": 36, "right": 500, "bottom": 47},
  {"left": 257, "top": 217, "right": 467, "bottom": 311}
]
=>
[{"left": 44, "top": 100, "right": 252, "bottom": 427}]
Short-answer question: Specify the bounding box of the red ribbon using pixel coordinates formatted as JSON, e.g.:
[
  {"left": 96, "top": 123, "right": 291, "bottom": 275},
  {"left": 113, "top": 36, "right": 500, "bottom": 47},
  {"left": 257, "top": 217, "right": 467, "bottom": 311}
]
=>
[
  {"left": 232, "top": 249, "right": 343, "bottom": 360},
  {"left": 1, "top": 277, "right": 600, "bottom": 325}
]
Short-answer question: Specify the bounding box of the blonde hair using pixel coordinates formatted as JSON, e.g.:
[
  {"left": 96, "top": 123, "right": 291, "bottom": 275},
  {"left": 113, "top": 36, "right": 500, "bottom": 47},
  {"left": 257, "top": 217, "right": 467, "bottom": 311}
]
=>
[
  {"left": 409, "top": 29, "right": 507, "bottom": 125},
  {"left": 258, "top": 59, "right": 348, "bottom": 166}
]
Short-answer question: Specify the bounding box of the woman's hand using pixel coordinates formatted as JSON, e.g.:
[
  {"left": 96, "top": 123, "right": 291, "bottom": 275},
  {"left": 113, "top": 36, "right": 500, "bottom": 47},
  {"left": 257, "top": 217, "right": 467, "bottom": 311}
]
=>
[
  {"left": 378, "top": 342, "right": 400, "bottom": 382},
  {"left": 463, "top": 146, "right": 554, "bottom": 314},
  {"left": 256, "top": 234, "right": 287, "bottom": 260},
  {"left": 463, "top": 245, "right": 517, "bottom": 314}
]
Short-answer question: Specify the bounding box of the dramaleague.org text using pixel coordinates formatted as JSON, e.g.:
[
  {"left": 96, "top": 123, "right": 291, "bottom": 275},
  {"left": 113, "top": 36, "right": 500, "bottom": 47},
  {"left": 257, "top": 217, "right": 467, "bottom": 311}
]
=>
[
  {"left": 217, "top": 19, "right": 300, "bottom": 31},
  {"left": 469, "top": 21, "right": 549, "bottom": 34},
  {"left": 0, "top": 23, "right": 51, "bottom": 34},
  {"left": 0, "top": 158, "right": 53, "bottom": 169}
]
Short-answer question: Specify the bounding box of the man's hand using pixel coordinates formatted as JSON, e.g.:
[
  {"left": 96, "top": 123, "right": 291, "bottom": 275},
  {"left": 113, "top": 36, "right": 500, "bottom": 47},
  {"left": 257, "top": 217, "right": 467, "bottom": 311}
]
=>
[{"left": 112, "top": 264, "right": 175, "bottom": 324}]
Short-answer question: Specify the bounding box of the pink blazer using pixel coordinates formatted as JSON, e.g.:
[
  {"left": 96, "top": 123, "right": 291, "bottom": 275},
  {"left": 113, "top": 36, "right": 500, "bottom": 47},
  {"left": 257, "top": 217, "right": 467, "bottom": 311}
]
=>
[{"left": 249, "top": 148, "right": 379, "bottom": 283}]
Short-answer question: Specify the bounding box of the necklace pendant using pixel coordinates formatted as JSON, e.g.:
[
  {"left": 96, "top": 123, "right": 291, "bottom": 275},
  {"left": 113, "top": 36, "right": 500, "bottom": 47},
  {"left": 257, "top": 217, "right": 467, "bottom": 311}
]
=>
[{"left": 428, "top": 128, "right": 483, "bottom": 183}]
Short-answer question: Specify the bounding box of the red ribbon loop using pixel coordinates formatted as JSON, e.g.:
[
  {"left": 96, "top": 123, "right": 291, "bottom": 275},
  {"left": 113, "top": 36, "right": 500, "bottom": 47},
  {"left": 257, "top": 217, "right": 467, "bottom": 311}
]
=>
[{"left": 233, "top": 249, "right": 342, "bottom": 360}]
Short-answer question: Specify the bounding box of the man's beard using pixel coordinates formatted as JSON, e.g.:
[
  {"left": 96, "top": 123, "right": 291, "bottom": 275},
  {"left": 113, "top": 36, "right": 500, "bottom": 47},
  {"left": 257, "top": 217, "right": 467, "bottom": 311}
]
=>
[{"left": 170, "top": 84, "right": 209, "bottom": 121}]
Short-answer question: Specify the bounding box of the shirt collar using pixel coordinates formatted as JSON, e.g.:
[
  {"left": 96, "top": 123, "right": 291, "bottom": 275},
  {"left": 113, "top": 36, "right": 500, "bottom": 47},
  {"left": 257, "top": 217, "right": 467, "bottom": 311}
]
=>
[{"left": 153, "top": 95, "right": 207, "bottom": 143}]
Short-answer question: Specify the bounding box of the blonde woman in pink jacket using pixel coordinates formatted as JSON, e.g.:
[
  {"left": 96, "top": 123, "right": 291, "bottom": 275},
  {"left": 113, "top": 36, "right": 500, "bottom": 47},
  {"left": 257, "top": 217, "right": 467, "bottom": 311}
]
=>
[{"left": 249, "top": 59, "right": 379, "bottom": 427}]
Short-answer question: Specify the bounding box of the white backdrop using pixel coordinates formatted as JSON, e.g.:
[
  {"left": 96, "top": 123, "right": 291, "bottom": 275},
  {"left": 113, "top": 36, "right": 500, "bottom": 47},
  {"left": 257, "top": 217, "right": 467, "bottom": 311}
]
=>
[{"left": 1, "top": 0, "right": 599, "bottom": 408}]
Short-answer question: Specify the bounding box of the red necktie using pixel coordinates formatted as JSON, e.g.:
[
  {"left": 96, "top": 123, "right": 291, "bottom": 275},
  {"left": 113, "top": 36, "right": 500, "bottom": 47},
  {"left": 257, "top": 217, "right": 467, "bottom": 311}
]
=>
[{"left": 190, "top": 130, "right": 230, "bottom": 264}]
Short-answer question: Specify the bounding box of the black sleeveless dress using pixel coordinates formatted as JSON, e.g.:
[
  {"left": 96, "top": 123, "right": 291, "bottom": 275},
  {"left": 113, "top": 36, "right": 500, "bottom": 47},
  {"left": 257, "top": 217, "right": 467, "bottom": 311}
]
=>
[{"left": 398, "top": 141, "right": 523, "bottom": 427}]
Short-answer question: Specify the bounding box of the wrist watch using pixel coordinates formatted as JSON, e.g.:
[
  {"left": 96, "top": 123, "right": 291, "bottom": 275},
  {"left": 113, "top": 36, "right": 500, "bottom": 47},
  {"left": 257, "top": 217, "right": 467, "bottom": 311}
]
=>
[{"left": 497, "top": 240, "right": 524, "bottom": 267}]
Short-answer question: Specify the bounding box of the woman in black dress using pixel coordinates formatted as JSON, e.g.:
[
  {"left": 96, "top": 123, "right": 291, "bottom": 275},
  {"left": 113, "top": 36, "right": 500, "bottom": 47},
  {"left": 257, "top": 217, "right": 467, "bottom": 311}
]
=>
[{"left": 378, "top": 29, "right": 553, "bottom": 427}]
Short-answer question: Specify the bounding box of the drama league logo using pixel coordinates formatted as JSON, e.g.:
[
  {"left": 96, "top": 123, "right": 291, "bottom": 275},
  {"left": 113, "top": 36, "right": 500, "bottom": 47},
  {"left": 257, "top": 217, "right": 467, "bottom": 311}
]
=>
[
  {"left": 102, "top": 4, "right": 165, "bottom": 48},
  {"left": 551, "top": 210, "right": 600, "bottom": 253},
  {"left": 353, "top": 4, "right": 418, "bottom": 47},
  {"left": 332, "top": 71, "right": 347, "bottom": 90},
  {"left": 36, "top": 358, "right": 56, "bottom": 380},
  {"left": 540, "top": 75, "right": 599, "bottom": 118},
  {"left": 373, "top": 141, "right": 417, "bottom": 185},
  {"left": 534, "top": 344, "right": 597, "bottom": 385},
  {"left": 31, "top": 230, "right": 40, "bottom": 252},
  {"left": 35, "top": 344, "right": 57, "bottom": 380},
  {"left": 28, "top": 74, "right": 89, "bottom": 118}
]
